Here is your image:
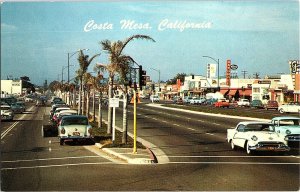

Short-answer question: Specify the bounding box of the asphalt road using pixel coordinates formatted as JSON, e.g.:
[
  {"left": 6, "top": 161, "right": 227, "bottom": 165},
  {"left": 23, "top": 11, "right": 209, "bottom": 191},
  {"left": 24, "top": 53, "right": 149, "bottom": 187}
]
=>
[{"left": 1, "top": 102, "right": 299, "bottom": 191}]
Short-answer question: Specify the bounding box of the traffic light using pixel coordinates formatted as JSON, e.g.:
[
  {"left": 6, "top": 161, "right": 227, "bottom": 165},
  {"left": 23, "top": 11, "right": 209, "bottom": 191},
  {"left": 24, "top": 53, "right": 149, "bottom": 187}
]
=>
[{"left": 139, "top": 65, "right": 147, "bottom": 90}]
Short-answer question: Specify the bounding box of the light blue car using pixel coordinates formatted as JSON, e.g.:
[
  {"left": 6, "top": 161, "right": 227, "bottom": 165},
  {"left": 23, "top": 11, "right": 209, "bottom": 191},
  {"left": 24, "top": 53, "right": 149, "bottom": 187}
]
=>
[{"left": 270, "top": 116, "right": 300, "bottom": 148}]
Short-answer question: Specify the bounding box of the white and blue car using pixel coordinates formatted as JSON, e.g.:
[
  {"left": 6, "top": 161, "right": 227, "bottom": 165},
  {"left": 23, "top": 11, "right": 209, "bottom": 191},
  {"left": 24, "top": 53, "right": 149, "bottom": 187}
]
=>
[
  {"left": 270, "top": 116, "right": 300, "bottom": 148},
  {"left": 58, "top": 115, "right": 93, "bottom": 145},
  {"left": 227, "top": 122, "right": 290, "bottom": 154}
]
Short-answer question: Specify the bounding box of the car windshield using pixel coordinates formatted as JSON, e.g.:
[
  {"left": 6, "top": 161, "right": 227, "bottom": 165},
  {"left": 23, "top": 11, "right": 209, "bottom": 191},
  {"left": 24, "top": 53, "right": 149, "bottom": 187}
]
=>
[
  {"left": 279, "top": 119, "right": 300, "bottom": 126},
  {"left": 244, "top": 124, "right": 274, "bottom": 132},
  {"left": 62, "top": 117, "right": 88, "bottom": 125}
]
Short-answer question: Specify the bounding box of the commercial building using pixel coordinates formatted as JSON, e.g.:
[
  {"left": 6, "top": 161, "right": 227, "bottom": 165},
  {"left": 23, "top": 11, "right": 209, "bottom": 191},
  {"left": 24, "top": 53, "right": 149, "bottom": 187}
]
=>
[{"left": 1, "top": 80, "right": 23, "bottom": 97}]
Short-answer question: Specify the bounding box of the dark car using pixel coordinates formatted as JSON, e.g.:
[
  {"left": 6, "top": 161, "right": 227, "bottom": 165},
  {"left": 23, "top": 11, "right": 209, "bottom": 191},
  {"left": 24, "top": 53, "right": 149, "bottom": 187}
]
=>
[
  {"left": 11, "top": 102, "right": 25, "bottom": 113},
  {"left": 264, "top": 100, "right": 279, "bottom": 110},
  {"left": 250, "top": 100, "right": 264, "bottom": 108}
]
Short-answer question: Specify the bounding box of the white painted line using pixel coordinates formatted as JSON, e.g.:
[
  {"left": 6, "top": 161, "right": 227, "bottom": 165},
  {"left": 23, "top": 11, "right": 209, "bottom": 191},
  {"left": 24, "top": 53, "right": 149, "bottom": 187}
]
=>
[
  {"left": 212, "top": 123, "right": 221, "bottom": 126},
  {"left": 167, "top": 155, "right": 300, "bottom": 158},
  {"left": 1, "top": 106, "right": 35, "bottom": 139},
  {"left": 1, "top": 122, "right": 19, "bottom": 139},
  {"left": 197, "top": 120, "right": 205, "bottom": 122},
  {"left": 167, "top": 162, "right": 300, "bottom": 165},
  {"left": 173, "top": 124, "right": 180, "bottom": 127},
  {"left": 187, "top": 128, "right": 196, "bottom": 131},
  {"left": 1, "top": 162, "right": 117, "bottom": 170},
  {"left": 205, "top": 133, "right": 214, "bottom": 136},
  {"left": 2, "top": 155, "right": 103, "bottom": 163}
]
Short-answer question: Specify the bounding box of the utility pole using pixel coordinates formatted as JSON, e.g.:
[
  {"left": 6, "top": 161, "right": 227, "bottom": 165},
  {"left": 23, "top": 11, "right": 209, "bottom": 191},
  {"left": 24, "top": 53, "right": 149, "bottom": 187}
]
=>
[{"left": 241, "top": 70, "right": 248, "bottom": 79}]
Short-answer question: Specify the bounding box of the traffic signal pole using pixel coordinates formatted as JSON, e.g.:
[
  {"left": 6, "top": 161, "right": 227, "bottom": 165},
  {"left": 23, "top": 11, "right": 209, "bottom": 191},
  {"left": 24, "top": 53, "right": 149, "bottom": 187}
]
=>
[{"left": 133, "top": 89, "right": 137, "bottom": 153}]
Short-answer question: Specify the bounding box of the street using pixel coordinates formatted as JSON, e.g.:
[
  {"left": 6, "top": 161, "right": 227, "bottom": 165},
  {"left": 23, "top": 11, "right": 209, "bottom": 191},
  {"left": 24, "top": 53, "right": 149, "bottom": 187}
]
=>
[{"left": 1, "top": 102, "right": 299, "bottom": 191}]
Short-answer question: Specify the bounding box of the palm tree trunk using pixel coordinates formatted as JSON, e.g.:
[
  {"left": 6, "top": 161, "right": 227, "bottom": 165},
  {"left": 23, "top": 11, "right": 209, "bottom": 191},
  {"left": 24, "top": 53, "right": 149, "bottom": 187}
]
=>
[
  {"left": 78, "top": 80, "right": 82, "bottom": 115},
  {"left": 122, "top": 86, "right": 128, "bottom": 144},
  {"left": 107, "top": 76, "right": 113, "bottom": 134},
  {"left": 98, "top": 92, "right": 102, "bottom": 128},
  {"left": 93, "top": 89, "right": 96, "bottom": 122},
  {"left": 86, "top": 90, "right": 89, "bottom": 117},
  {"left": 73, "top": 87, "right": 76, "bottom": 109}
]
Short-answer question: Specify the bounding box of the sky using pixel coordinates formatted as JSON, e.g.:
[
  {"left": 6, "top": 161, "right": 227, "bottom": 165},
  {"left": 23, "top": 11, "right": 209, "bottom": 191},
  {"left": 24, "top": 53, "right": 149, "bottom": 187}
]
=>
[{"left": 1, "top": 0, "right": 299, "bottom": 85}]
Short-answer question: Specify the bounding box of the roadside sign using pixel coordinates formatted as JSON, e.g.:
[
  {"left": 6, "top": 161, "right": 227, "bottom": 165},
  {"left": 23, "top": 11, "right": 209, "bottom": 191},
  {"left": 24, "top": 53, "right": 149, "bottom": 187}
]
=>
[
  {"left": 230, "top": 64, "right": 238, "bottom": 70},
  {"left": 109, "top": 98, "right": 119, "bottom": 108}
]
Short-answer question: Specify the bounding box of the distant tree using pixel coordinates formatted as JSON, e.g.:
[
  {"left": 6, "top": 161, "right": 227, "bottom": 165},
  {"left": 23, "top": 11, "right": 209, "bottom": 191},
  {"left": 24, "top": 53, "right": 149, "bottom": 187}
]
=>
[
  {"left": 20, "top": 76, "right": 30, "bottom": 82},
  {"left": 166, "top": 73, "right": 186, "bottom": 85}
]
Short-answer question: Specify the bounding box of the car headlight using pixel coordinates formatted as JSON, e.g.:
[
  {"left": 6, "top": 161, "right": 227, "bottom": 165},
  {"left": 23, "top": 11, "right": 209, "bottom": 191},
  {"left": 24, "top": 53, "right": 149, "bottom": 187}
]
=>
[
  {"left": 284, "top": 136, "right": 289, "bottom": 141},
  {"left": 286, "top": 130, "right": 291, "bottom": 135},
  {"left": 251, "top": 135, "right": 258, "bottom": 141}
]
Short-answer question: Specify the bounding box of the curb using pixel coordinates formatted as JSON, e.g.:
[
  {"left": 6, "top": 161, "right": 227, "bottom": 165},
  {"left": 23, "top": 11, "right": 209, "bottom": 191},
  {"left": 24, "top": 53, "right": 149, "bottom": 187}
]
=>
[{"left": 95, "top": 143, "right": 156, "bottom": 164}]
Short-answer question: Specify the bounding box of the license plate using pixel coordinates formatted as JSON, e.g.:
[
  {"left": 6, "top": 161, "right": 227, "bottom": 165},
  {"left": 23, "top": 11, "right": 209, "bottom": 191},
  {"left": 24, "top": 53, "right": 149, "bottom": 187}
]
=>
[
  {"left": 73, "top": 132, "right": 80, "bottom": 136},
  {"left": 267, "top": 147, "right": 275, "bottom": 150}
]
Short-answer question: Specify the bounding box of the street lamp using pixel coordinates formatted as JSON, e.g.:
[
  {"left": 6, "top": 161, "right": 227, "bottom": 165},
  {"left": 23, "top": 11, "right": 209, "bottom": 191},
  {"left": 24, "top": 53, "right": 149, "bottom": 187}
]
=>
[
  {"left": 68, "top": 48, "right": 89, "bottom": 83},
  {"left": 150, "top": 67, "right": 161, "bottom": 93},
  {"left": 203, "top": 55, "right": 220, "bottom": 90},
  {"left": 61, "top": 65, "right": 74, "bottom": 83}
]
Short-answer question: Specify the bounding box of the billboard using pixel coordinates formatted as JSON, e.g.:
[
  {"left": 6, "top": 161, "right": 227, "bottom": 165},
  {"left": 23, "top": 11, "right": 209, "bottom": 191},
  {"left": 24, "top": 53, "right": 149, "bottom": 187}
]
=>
[{"left": 207, "top": 63, "right": 217, "bottom": 78}]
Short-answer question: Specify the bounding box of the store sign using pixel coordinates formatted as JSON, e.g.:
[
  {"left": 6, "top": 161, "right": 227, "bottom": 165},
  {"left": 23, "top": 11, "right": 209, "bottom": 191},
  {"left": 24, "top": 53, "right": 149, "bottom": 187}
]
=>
[
  {"left": 207, "top": 63, "right": 216, "bottom": 78},
  {"left": 226, "top": 60, "right": 231, "bottom": 86},
  {"left": 230, "top": 64, "right": 238, "bottom": 70},
  {"left": 289, "top": 60, "right": 300, "bottom": 74}
]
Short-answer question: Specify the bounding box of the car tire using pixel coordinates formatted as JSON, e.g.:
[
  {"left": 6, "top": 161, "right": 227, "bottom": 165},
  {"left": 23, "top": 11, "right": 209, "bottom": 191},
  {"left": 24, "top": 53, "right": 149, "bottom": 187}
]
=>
[
  {"left": 279, "top": 109, "right": 284, "bottom": 114},
  {"left": 246, "top": 142, "right": 253, "bottom": 155},
  {"left": 60, "top": 139, "right": 64, "bottom": 146},
  {"left": 230, "top": 140, "right": 236, "bottom": 150}
]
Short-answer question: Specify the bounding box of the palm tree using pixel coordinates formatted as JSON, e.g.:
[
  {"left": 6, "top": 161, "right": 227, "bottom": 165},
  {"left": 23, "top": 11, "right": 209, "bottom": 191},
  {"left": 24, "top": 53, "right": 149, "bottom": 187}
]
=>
[
  {"left": 76, "top": 50, "right": 100, "bottom": 115},
  {"left": 97, "top": 35, "right": 155, "bottom": 143}
]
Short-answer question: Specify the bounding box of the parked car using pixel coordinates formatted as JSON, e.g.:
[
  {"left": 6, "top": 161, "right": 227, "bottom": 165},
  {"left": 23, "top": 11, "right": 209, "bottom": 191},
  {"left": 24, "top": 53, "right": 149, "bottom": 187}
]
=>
[
  {"left": 237, "top": 99, "right": 250, "bottom": 107},
  {"left": 183, "top": 96, "right": 192, "bottom": 104},
  {"left": 1, "top": 104, "right": 14, "bottom": 121},
  {"left": 227, "top": 121, "right": 290, "bottom": 154},
  {"left": 214, "top": 99, "right": 230, "bottom": 108},
  {"left": 264, "top": 100, "right": 279, "bottom": 110},
  {"left": 190, "top": 97, "right": 206, "bottom": 105},
  {"left": 52, "top": 107, "right": 71, "bottom": 122},
  {"left": 204, "top": 98, "right": 218, "bottom": 105},
  {"left": 54, "top": 109, "right": 78, "bottom": 127},
  {"left": 36, "top": 99, "right": 45, "bottom": 106},
  {"left": 250, "top": 100, "right": 264, "bottom": 109},
  {"left": 150, "top": 95, "right": 160, "bottom": 102},
  {"left": 25, "top": 97, "right": 34, "bottom": 102},
  {"left": 11, "top": 102, "right": 25, "bottom": 113},
  {"left": 278, "top": 102, "right": 300, "bottom": 114},
  {"left": 270, "top": 116, "right": 300, "bottom": 148},
  {"left": 58, "top": 115, "right": 92, "bottom": 145}
]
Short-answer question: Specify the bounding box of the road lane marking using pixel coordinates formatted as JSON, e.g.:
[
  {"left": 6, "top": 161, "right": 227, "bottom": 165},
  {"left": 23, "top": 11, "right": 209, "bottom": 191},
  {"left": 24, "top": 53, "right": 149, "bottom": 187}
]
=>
[
  {"left": 1, "top": 106, "right": 35, "bottom": 139},
  {"left": 205, "top": 133, "right": 214, "bottom": 136},
  {"left": 212, "top": 123, "right": 221, "bottom": 126},
  {"left": 1, "top": 122, "right": 19, "bottom": 139},
  {"left": 187, "top": 128, "right": 196, "bottom": 131},
  {"left": 173, "top": 123, "right": 180, "bottom": 127},
  {"left": 2, "top": 155, "right": 105, "bottom": 163},
  {"left": 167, "top": 162, "right": 300, "bottom": 165},
  {"left": 1, "top": 162, "right": 118, "bottom": 170},
  {"left": 167, "top": 155, "right": 300, "bottom": 158}
]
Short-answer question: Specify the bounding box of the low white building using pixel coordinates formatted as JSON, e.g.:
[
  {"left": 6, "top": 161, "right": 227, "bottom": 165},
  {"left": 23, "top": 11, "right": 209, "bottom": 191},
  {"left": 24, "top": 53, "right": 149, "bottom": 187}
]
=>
[{"left": 1, "top": 80, "right": 23, "bottom": 97}]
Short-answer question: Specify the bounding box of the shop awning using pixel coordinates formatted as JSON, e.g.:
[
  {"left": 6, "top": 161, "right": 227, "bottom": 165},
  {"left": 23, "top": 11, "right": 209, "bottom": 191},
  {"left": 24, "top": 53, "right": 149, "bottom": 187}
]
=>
[
  {"left": 228, "top": 90, "right": 237, "bottom": 96},
  {"left": 220, "top": 89, "right": 229, "bottom": 95},
  {"left": 238, "top": 90, "right": 252, "bottom": 96}
]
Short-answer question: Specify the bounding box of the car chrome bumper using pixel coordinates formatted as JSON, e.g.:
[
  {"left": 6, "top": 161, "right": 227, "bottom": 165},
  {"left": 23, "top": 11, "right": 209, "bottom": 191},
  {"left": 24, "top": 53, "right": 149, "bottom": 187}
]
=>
[{"left": 249, "top": 144, "right": 290, "bottom": 152}]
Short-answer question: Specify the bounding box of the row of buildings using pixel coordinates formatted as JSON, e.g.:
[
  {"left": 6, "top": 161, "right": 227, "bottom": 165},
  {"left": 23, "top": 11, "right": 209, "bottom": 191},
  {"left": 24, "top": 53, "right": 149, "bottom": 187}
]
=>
[{"left": 149, "top": 74, "right": 297, "bottom": 104}]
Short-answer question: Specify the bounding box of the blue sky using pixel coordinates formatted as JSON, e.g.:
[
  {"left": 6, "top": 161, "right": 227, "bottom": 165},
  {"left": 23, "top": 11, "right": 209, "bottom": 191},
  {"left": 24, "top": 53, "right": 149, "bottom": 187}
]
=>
[{"left": 1, "top": 1, "right": 299, "bottom": 85}]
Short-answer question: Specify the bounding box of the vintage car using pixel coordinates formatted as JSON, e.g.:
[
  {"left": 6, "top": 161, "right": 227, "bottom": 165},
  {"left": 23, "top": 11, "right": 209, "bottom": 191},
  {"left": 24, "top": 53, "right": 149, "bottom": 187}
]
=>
[
  {"left": 1, "top": 104, "right": 14, "bottom": 121},
  {"left": 54, "top": 109, "right": 78, "bottom": 126},
  {"left": 237, "top": 99, "right": 250, "bottom": 107},
  {"left": 11, "top": 102, "right": 25, "bottom": 113},
  {"left": 58, "top": 115, "right": 92, "bottom": 145},
  {"left": 190, "top": 97, "right": 206, "bottom": 105},
  {"left": 214, "top": 98, "right": 230, "bottom": 108},
  {"left": 270, "top": 116, "right": 300, "bottom": 148},
  {"left": 278, "top": 102, "right": 300, "bottom": 114},
  {"left": 227, "top": 121, "right": 290, "bottom": 154}
]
